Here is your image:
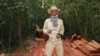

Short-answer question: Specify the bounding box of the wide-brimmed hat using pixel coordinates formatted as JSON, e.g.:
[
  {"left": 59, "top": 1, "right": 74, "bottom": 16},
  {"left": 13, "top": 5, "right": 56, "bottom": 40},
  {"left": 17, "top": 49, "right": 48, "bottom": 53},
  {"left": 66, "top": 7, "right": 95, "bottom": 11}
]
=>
[{"left": 47, "top": 6, "right": 60, "bottom": 14}]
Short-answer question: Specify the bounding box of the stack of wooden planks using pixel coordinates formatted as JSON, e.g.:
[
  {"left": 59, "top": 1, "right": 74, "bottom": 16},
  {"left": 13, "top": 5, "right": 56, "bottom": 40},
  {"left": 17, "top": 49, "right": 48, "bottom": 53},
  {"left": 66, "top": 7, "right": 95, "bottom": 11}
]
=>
[
  {"left": 70, "top": 34, "right": 100, "bottom": 56},
  {"left": 36, "top": 28, "right": 100, "bottom": 56}
]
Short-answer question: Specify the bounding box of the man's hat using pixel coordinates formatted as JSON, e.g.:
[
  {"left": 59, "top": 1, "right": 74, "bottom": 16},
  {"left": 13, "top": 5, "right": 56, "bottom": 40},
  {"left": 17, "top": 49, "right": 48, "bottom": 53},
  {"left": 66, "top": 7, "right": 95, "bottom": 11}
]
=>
[{"left": 47, "top": 6, "right": 60, "bottom": 14}]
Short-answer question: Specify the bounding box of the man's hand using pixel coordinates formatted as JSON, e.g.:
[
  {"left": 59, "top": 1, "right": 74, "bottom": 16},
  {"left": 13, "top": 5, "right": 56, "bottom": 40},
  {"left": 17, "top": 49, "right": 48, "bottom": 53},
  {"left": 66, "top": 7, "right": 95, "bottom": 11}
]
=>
[
  {"left": 57, "top": 33, "right": 65, "bottom": 40},
  {"left": 45, "top": 34, "right": 49, "bottom": 42},
  {"left": 57, "top": 33, "right": 62, "bottom": 38},
  {"left": 48, "top": 30, "right": 52, "bottom": 33},
  {"left": 48, "top": 29, "right": 55, "bottom": 33}
]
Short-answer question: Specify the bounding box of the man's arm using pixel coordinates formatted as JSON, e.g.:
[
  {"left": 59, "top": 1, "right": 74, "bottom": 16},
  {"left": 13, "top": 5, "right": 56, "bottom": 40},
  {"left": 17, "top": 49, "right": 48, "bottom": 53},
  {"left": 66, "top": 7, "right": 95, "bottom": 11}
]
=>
[
  {"left": 59, "top": 20, "right": 64, "bottom": 35},
  {"left": 57, "top": 20, "right": 65, "bottom": 39},
  {"left": 43, "top": 19, "right": 48, "bottom": 34},
  {"left": 43, "top": 19, "right": 50, "bottom": 42}
]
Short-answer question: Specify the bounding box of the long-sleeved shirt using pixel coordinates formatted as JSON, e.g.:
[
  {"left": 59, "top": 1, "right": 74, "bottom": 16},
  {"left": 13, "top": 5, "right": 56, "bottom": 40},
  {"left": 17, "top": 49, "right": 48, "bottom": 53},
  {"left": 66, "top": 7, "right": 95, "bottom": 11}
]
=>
[{"left": 43, "top": 17, "right": 64, "bottom": 41}]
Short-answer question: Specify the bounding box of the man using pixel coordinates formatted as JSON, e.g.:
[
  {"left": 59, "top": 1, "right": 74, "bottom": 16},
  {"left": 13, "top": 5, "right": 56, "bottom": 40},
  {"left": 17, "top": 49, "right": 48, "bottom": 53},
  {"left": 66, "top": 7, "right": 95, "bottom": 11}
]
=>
[{"left": 43, "top": 6, "right": 64, "bottom": 56}]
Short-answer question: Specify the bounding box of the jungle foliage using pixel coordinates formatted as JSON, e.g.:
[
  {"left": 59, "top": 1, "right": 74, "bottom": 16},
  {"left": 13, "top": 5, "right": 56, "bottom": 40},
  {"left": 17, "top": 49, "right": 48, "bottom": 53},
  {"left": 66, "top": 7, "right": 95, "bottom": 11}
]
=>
[{"left": 0, "top": 0, "right": 100, "bottom": 52}]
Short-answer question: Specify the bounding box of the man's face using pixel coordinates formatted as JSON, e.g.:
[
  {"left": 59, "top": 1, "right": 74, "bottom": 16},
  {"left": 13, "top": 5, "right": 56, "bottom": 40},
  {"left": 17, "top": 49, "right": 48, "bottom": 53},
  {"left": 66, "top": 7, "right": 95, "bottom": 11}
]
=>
[{"left": 50, "top": 9, "right": 58, "bottom": 16}]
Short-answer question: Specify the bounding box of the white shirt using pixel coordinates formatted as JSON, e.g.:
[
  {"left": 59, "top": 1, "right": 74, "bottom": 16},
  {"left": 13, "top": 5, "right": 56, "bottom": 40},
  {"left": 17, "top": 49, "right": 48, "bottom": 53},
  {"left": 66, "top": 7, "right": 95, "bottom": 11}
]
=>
[{"left": 43, "top": 18, "right": 64, "bottom": 41}]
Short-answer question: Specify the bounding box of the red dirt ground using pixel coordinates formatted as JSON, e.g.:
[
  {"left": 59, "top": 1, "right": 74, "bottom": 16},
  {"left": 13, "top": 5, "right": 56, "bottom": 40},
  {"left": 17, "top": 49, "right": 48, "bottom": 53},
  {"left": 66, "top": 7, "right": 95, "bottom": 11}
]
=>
[{"left": 11, "top": 40, "right": 88, "bottom": 56}]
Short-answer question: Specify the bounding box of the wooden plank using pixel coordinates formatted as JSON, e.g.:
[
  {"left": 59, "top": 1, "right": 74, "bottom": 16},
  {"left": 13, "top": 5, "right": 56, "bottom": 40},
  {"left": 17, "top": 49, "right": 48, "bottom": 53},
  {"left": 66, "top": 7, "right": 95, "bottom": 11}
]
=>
[
  {"left": 70, "top": 42, "right": 78, "bottom": 49},
  {"left": 78, "top": 44, "right": 97, "bottom": 55},
  {"left": 78, "top": 45, "right": 90, "bottom": 55},
  {"left": 92, "top": 40, "right": 100, "bottom": 45},
  {"left": 72, "top": 38, "right": 88, "bottom": 46},
  {"left": 88, "top": 42, "right": 100, "bottom": 50},
  {"left": 97, "top": 50, "right": 100, "bottom": 54},
  {"left": 80, "top": 38, "right": 88, "bottom": 43},
  {"left": 85, "top": 44, "right": 97, "bottom": 54},
  {"left": 72, "top": 39, "right": 86, "bottom": 46},
  {"left": 92, "top": 40, "right": 100, "bottom": 49},
  {"left": 73, "top": 40, "right": 82, "bottom": 46},
  {"left": 90, "top": 54, "right": 100, "bottom": 56},
  {"left": 76, "top": 40, "right": 83, "bottom": 45}
]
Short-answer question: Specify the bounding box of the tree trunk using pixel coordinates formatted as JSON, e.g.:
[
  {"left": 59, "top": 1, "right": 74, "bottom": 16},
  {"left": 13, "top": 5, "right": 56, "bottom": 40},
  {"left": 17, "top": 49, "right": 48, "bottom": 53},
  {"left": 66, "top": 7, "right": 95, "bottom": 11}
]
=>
[{"left": 17, "top": 11, "right": 22, "bottom": 48}]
